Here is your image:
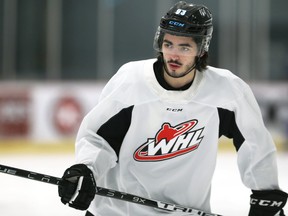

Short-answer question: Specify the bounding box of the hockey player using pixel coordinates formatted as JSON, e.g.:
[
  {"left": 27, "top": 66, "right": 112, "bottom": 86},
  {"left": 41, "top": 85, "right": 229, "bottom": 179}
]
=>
[{"left": 58, "top": 1, "right": 287, "bottom": 215}]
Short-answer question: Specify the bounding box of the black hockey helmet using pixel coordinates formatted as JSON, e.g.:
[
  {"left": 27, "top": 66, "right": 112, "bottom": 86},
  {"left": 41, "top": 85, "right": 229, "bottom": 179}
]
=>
[{"left": 153, "top": 1, "right": 213, "bottom": 56}]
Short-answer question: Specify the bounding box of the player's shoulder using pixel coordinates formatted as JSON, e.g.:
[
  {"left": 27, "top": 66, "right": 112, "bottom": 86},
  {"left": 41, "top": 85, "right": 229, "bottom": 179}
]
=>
[
  {"left": 98, "top": 58, "right": 156, "bottom": 101},
  {"left": 113, "top": 58, "right": 156, "bottom": 82},
  {"left": 120, "top": 58, "right": 156, "bottom": 70},
  {"left": 206, "top": 66, "right": 239, "bottom": 79},
  {"left": 205, "top": 66, "right": 249, "bottom": 89},
  {"left": 200, "top": 66, "right": 252, "bottom": 102}
]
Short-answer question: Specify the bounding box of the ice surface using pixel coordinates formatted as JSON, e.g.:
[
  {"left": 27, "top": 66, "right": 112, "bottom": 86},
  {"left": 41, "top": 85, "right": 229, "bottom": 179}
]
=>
[{"left": 0, "top": 152, "right": 287, "bottom": 216}]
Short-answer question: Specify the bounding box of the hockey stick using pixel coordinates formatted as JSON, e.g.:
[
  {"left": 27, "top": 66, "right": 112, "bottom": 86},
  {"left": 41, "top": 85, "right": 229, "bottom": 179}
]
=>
[{"left": 0, "top": 164, "right": 222, "bottom": 216}]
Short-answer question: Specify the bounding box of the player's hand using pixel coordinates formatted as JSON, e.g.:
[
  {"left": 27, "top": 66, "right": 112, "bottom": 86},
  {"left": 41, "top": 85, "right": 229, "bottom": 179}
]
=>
[
  {"left": 248, "top": 190, "right": 287, "bottom": 216},
  {"left": 58, "top": 164, "right": 96, "bottom": 210}
]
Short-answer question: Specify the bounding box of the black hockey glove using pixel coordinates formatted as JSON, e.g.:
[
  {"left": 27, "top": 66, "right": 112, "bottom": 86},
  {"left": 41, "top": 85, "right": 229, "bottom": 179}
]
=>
[
  {"left": 58, "top": 164, "right": 96, "bottom": 210},
  {"left": 249, "top": 190, "right": 288, "bottom": 216}
]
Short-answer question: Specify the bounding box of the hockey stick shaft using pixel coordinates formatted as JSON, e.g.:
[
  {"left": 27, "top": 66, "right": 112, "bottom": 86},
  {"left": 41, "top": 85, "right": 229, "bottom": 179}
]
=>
[{"left": 0, "top": 164, "right": 222, "bottom": 216}]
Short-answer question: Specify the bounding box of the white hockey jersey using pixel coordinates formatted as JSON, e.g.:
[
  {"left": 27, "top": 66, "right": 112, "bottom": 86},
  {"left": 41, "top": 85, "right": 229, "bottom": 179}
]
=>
[{"left": 75, "top": 58, "right": 279, "bottom": 215}]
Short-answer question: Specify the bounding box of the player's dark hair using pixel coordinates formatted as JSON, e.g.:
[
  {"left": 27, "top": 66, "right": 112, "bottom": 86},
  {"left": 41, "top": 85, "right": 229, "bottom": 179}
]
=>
[{"left": 196, "top": 52, "right": 209, "bottom": 71}]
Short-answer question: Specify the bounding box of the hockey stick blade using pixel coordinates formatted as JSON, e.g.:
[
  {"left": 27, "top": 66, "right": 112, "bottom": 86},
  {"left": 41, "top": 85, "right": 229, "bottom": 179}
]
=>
[{"left": 0, "top": 164, "right": 222, "bottom": 216}]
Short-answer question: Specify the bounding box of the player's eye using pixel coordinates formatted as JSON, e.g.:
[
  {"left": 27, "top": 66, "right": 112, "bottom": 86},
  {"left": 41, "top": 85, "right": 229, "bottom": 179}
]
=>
[
  {"left": 180, "top": 46, "right": 191, "bottom": 52},
  {"left": 163, "top": 42, "right": 173, "bottom": 49}
]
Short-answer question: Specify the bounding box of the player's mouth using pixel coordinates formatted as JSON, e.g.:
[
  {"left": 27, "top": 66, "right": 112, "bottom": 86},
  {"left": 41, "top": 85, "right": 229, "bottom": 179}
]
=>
[{"left": 167, "top": 61, "right": 182, "bottom": 70}]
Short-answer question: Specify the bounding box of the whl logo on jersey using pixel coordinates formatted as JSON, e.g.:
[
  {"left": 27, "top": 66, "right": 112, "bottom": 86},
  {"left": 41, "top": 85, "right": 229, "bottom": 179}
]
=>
[{"left": 134, "top": 120, "right": 204, "bottom": 162}]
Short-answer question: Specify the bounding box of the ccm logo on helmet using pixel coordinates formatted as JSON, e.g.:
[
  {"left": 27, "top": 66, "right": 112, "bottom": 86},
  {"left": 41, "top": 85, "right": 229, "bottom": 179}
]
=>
[
  {"left": 168, "top": 20, "right": 185, "bottom": 27},
  {"left": 250, "top": 198, "right": 283, "bottom": 207}
]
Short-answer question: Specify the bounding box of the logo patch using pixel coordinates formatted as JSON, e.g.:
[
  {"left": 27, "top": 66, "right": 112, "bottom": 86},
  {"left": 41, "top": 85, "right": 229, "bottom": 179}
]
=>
[
  {"left": 134, "top": 120, "right": 204, "bottom": 162},
  {"left": 168, "top": 20, "right": 185, "bottom": 27}
]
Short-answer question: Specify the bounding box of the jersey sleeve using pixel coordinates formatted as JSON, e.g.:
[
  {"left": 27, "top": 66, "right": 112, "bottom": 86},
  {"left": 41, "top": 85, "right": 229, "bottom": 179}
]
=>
[
  {"left": 231, "top": 82, "right": 280, "bottom": 190},
  {"left": 74, "top": 64, "right": 132, "bottom": 180},
  {"left": 74, "top": 101, "right": 118, "bottom": 180}
]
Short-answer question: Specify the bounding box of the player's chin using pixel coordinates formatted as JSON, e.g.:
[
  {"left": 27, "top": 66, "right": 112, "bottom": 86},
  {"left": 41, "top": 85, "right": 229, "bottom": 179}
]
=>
[
  {"left": 166, "top": 70, "right": 184, "bottom": 78},
  {"left": 166, "top": 67, "right": 180, "bottom": 75}
]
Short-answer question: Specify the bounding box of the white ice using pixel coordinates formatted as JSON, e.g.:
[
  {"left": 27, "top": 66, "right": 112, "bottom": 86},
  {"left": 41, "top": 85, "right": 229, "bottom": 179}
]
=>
[{"left": 0, "top": 152, "right": 287, "bottom": 216}]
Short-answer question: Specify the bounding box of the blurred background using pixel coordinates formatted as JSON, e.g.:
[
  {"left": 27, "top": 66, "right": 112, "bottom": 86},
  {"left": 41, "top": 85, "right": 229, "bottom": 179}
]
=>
[
  {"left": 0, "top": 0, "right": 287, "bottom": 215},
  {"left": 0, "top": 0, "right": 288, "bottom": 148},
  {"left": 0, "top": 0, "right": 287, "bottom": 148}
]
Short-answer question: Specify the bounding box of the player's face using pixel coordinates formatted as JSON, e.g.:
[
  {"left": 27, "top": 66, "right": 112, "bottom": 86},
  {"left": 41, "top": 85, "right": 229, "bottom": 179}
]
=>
[{"left": 161, "top": 33, "right": 198, "bottom": 78}]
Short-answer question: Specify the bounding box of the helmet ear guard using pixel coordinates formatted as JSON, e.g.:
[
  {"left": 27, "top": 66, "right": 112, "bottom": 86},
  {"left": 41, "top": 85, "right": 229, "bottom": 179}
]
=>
[{"left": 153, "top": 1, "right": 213, "bottom": 57}]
